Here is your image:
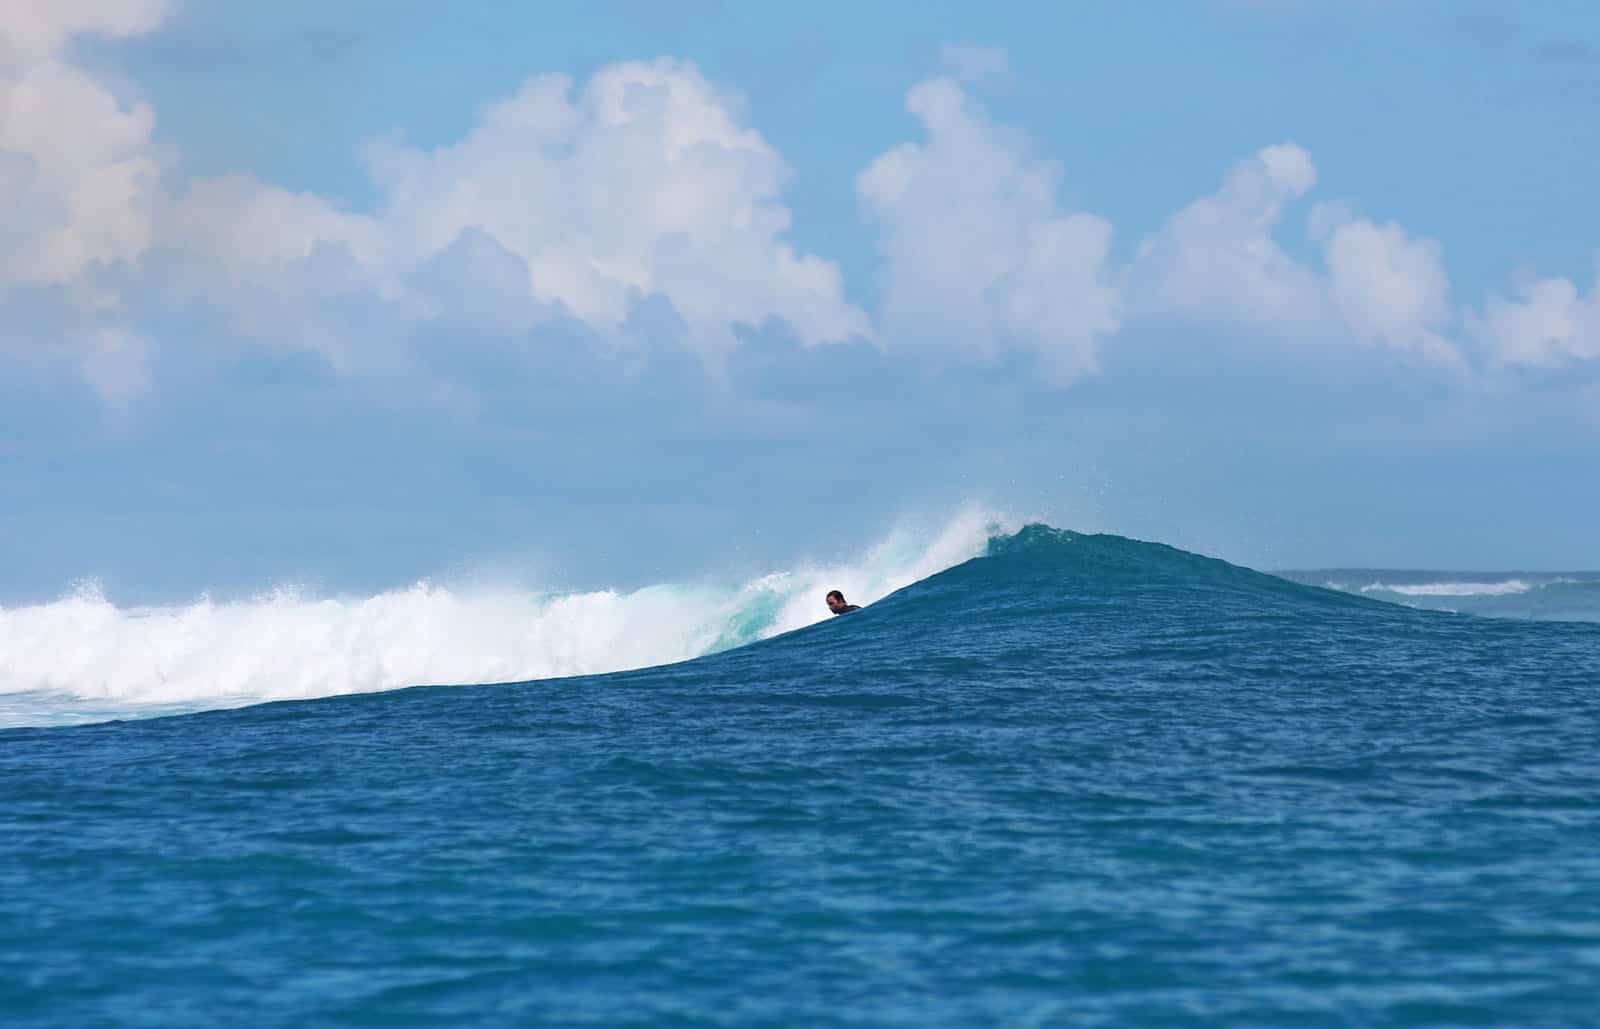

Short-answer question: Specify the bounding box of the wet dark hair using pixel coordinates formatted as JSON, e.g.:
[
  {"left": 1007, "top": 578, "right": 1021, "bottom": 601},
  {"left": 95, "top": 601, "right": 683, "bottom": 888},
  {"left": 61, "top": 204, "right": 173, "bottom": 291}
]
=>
[{"left": 826, "top": 590, "right": 845, "bottom": 603}]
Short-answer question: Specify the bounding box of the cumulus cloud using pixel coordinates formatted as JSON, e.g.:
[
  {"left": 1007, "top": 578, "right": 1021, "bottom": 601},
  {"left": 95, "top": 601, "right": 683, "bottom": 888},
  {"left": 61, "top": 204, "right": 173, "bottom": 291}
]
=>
[
  {"left": 1473, "top": 265, "right": 1600, "bottom": 368},
  {"left": 1133, "top": 143, "right": 1328, "bottom": 330},
  {"left": 0, "top": 2, "right": 169, "bottom": 287},
  {"left": 858, "top": 76, "right": 1120, "bottom": 383},
  {"left": 166, "top": 175, "right": 385, "bottom": 278},
  {"left": 0, "top": 0, "right": 171, "bottom": 58},
  {"left": 166, "top": 60, "right": 867, "bottom": 362},
  {"left": 4, "top": 15, "right": 868, "bottom": 397},
  {"left": 2, "top": 15, "right": 1581, "bottom": 405},
  {"left": 1315, "top": 208, "right": 1458, "bottom": 364},
  {"left": 373, "top": 61, "right": 867, "bottom": 353},
  {"left": 1132, "top": 145, "right": 1462, "bottom": 365}
]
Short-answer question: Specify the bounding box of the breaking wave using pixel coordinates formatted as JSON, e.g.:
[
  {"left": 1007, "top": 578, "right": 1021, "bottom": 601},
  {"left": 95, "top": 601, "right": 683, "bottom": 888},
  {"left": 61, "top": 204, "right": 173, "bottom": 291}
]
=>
[
  {"left": 1360, "top": 579, "right": 1534, "bottom": 598},
  {"left": 0, "top": 510, "right": 1010, "bottom": 727}
]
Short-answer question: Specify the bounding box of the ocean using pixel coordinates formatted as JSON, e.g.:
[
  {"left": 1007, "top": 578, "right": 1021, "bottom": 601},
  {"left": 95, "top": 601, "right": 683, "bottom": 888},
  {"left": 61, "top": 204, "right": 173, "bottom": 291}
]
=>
[{"left": 3, "top": 522, "right": 1599, "bottom": 1025}]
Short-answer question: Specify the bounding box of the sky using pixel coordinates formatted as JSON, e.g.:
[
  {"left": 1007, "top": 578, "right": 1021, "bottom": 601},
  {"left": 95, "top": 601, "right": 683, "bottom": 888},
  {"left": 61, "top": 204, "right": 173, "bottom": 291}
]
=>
[{"left": 3, "top": 0, "right": 1599, "bottom": 604}]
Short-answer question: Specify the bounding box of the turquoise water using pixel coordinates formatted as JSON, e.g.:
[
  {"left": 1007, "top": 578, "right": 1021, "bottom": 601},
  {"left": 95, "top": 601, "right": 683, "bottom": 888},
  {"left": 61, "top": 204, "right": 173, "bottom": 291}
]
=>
[{"left": 4, "top": 526, "right": 1599, "bottom": 1025}]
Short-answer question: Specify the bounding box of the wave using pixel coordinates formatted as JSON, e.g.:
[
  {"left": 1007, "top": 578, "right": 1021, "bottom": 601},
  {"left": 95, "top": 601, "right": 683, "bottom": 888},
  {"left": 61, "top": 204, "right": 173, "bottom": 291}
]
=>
[
  {"left": 1360, "top": 579, "right": 1534, "bottom": 597},
  {"left": 10, "top": 518, "right": 1595, "bottom": 730},
  {"left": 0, "top": 509, "right": 1010, "bottom": 728}
]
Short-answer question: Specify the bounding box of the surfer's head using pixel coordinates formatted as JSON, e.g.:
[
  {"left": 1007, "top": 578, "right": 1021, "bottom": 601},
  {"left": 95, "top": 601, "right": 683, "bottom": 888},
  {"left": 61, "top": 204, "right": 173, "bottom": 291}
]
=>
[{"left": 826, "top": 590, "right": 848, "bottom": 614}]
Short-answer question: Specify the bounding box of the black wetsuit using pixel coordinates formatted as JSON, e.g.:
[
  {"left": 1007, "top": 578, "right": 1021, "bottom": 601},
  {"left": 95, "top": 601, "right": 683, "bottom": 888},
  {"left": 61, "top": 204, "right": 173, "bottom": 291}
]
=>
[{"left": 832, "top": 604, "right": 861, "bottom": 616}]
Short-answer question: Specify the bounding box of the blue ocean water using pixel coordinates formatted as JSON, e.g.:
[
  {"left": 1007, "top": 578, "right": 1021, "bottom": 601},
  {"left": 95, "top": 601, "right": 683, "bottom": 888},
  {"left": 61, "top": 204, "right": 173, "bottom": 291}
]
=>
[{"left": 4, "top": 525, "right": 1600, "bottom": 1026}]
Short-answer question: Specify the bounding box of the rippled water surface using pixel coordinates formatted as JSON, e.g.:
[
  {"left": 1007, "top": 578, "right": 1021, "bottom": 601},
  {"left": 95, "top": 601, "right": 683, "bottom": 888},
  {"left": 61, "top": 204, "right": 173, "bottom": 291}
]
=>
[{"left": 5, "top": 527, "right": 1599, "bottom": 1026}]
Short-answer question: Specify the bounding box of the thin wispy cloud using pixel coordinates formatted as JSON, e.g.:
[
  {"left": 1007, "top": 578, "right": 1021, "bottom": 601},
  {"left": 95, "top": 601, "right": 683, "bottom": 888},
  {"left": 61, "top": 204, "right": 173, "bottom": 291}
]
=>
[
  {"left": 132, "top": 24, "right": 364, "bottom": 74},
  {"left": 1532, "top": 39, "right": 1595, "bottom": 64}
]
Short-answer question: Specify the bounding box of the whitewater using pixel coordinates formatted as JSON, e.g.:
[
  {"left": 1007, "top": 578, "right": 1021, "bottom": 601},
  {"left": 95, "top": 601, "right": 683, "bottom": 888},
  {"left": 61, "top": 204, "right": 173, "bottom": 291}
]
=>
[{"left": 0, "top": 510, "right": 1007, "bottom": 727}]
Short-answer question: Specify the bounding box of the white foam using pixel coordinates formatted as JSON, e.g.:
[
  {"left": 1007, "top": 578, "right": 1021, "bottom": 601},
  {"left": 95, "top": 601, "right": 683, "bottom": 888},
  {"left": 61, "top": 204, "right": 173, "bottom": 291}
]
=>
[
  {"left": 1359, "top": 580, "right": 1532, "bottom": 598},
  {"left": 0, "top": 509, "right": 1010, "bottom": 727}
]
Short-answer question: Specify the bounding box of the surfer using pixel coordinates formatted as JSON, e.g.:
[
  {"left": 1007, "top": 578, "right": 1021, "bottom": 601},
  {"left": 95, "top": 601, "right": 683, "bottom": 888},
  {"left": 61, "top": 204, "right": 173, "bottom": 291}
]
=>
[{"left": 825, "top": 590, "right": 861, "bottom": 615}]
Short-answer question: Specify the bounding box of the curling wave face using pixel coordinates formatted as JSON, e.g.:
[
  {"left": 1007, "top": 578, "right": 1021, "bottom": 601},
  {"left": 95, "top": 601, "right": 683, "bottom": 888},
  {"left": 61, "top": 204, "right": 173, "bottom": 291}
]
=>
[{"left": 0, "top": 511, "right": 1008, "bottom": 727}]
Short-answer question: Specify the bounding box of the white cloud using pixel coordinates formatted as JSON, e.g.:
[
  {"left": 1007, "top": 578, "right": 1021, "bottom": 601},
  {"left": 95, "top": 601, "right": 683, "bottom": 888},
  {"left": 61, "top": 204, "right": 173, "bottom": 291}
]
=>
[
  {"left": 1473, "top": 265, "right": 1600, "bottom": 368},
  {"left": 4, "top": 45, "right": 869, "bottom": 397},
  {"left": 169, "top": 59, "right": 867, "bottom": 360},
  {"left": 1134, "top": 143, "right": 1329, "bottom": 330},
  {"left": 0, "top": 3, "right": 169, "bottom": 287},
  {"left": 0, "top": 13, "right": 1578, "bottom": 403},
  {"left": 1133, "top": 145, "right": 1462, "bottom": 365},
  {"left": 0, "top": 0, "right": 171, "bottom": 58},
  {"left": 858, "top": 76, "right": 1120, "bottom": 382},
  {"left": 166, "top": 175, "right": 384, "bottom": 278},
  {"left": 1316, "top": 211, "right": 1458, "bottom": 364}
]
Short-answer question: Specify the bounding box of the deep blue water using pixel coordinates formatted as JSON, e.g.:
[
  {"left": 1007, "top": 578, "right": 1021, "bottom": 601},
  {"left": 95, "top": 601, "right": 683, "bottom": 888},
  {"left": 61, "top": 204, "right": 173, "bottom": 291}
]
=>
[{"left": 5, "top": 526, "right": 1600, "bottom": 1026}]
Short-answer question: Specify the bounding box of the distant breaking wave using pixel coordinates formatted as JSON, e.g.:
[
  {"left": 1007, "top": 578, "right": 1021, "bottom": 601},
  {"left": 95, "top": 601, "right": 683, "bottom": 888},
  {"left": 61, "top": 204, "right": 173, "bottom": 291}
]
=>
[
  {"left": 1360, "top": 579, "right": 1534, "bottom": 597},
  {"left": 0, "top": 510, "right": 1011, "bottom": 728},
  {"left": 1285, "top": 570, "right": 1600, "bottom": 623}
]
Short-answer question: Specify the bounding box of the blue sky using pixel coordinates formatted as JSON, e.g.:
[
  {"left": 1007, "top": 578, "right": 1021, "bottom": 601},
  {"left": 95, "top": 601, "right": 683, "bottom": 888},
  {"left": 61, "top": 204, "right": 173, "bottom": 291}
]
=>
[{"left": 3, "top": 0, "right": 1599, "bottom": 603}]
